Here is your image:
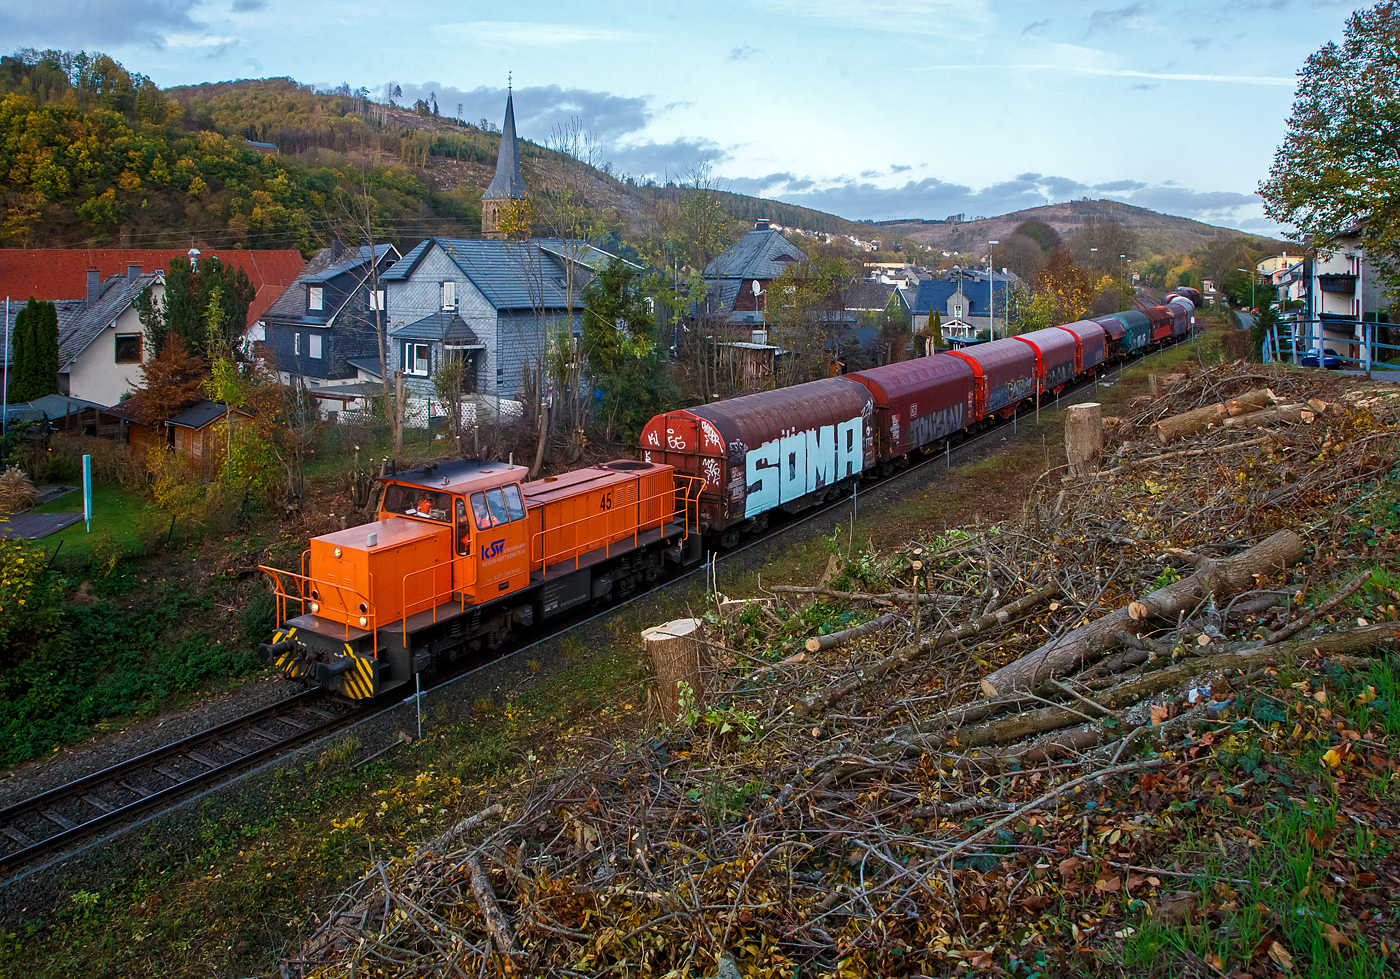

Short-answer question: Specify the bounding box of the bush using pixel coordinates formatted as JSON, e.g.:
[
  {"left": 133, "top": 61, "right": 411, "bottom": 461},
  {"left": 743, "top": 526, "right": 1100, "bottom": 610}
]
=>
[
  {"left": 47, "top": 434, "right": 140, "bottom": 487},
  {"left": 0, "top": 539, "right": 65, "bottom": 667},
  {"left": 241, "top": 590, "right": 276, "bottom": 646},
  {"left": 38, "top": 452, "right": 79, "bottom": 484}
]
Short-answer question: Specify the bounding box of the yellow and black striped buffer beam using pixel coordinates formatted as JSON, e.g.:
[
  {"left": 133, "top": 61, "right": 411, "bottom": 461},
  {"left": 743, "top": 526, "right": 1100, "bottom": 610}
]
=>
[
  {"left": 271, "top": 628, "right": 307, "bottom": 679},
  {"left": 339, "top": 643, "right": 377, "bottom": 700}
]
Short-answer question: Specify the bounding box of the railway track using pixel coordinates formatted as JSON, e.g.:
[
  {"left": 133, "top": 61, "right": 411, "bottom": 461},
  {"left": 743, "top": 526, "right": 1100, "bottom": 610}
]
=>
[
  {"left": 0, "top": 689, "right": 373, "bottom": 871},
  {"left": 0, "top": 334, "right": 1188, "bottom": 877}
]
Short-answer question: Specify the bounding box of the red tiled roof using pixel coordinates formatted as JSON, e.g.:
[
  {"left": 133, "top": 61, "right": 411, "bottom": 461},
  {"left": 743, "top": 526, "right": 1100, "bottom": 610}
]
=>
[{"left": 0, "top": 249, "right": 305, "bottom": 328}]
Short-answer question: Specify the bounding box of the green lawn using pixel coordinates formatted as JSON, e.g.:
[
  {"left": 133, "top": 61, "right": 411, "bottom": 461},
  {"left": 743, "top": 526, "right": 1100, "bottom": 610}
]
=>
[{"left": 22, "top": 482, "right": 161, "bottom": 566}]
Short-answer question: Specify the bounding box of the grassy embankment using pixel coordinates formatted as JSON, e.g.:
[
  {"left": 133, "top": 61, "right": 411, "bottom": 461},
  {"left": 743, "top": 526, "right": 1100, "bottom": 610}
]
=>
[{"left": 0, "top": 320, "right": 1267, "bottom": 976}]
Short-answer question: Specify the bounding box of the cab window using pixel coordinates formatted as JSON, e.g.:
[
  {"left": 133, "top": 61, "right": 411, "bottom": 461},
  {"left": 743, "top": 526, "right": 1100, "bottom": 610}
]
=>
[
  {"left": 383, "top": 483, "right": 450, "bottom": 522},
  {"left": 485, "top": 489, "right": 510, "bottom": 527},
  {"left": 455, "top": 498, "right": 469, "bottom": 556},
  {"left": 470, "top": 493, "right": 493, "bottom": 530},
  {"left": 503, "top": 484, "right": 526, "bottom": 521}
]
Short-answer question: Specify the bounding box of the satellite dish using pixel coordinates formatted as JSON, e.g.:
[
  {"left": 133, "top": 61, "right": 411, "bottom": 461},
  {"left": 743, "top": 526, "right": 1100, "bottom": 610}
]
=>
[{"left": 751, "top": 280, "right": 762, "bottom": 295}]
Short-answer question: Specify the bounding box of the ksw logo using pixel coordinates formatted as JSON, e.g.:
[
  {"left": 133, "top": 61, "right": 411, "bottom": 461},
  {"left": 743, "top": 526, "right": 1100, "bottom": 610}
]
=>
[{"left": 481, "top": 539, "right": 505, "bottom": 559}]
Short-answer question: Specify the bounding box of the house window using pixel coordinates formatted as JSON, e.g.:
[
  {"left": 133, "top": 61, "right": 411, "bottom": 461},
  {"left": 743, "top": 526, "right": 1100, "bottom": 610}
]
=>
[
  {"left": 114, "top": 334, "right": 141, "bottom": 363},
  {"left": 308, "top": 286, "right": 323, "bottom": 311},
  {"left": 369, "top": 289, "right": 385, "bottom": 311},
  {"left": 406, "top": 342, "right": 430, "bottom": 375},
  {"left": 441, "top": 280, "right": 456, "bottom": 310},
  {"left": 294, "top": 332, "right": 301, "bottom": 355},
  {"left": 309, "top": 334, "right": 323, "bottom": 359}
]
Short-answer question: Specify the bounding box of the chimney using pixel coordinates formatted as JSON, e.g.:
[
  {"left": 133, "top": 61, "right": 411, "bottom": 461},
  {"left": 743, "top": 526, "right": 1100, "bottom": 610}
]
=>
[
  {"left": 331, "top": 239, "right": 345, "bottom": 259},
  {"left": 86, "top": 269, "right": 101, "bottom": 305},
  {"left": 127, "top": 263, "right": 142, "bottom": 281},
  {"left": 755, "top": 219, "right": 770, "bottom": 231}
]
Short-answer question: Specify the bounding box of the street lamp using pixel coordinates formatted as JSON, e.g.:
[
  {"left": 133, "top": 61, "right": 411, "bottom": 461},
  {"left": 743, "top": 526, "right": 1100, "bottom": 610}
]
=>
[
  {"left": 1119, "top": 254, "right": 1126, "bottom": 292},
  {"left": 988, "top": 240, "right": 999, "bottom": 340},
  {"left": 1236, "top": 268, "right": 1255, "bottom": 312}
]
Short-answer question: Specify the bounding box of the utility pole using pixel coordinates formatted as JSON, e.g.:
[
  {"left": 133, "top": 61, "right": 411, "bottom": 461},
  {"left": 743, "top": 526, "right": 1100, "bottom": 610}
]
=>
[
  {"left": 2, "top": 297, "right": 8, "bottom": 436},
  {"left": 987, "top": 240, "right": 999, "bottom": 340}
]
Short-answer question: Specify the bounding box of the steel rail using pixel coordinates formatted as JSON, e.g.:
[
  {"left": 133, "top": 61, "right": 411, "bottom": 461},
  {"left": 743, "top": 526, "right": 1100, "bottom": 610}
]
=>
[{"left": 0, "top": 688, "right": 376, "bottom": 870}]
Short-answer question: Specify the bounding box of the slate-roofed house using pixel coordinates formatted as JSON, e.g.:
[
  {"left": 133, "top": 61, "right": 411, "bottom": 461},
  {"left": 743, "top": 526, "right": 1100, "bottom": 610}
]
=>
[
  {"left": 260, "top": 243, "right": 400, "bottom": 390},
  {"left": 699, "top": 220, "right": 807, "bottom": 325},
  {"left": 379, "top": 236, "right": 626, "bottom": 412},
  {"left": 910, "top": 271, "right": 1012, "bottom": 339},
  {"left": 2, "top": 266, "right": 165, "bottom": 407}
]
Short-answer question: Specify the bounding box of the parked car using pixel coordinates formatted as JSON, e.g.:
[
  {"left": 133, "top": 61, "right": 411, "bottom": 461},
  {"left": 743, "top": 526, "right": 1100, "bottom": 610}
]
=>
[{"left": 1299, "top": 349, "right": 1344, "bottom": 370}]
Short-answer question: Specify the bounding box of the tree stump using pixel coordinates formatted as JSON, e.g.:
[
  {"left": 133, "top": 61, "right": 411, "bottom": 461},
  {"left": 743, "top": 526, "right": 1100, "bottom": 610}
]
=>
[
  {"left": 1065, "top": 402, "right": 1103, "bottom": 477},
  {"left": 642, "top": 618, "right": 709, "bottom": 721}
]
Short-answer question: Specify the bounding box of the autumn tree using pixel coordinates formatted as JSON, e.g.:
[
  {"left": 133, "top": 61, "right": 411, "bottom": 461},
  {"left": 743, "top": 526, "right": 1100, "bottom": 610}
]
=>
[
  {"left": 1260, "top": 2, "right": 1400, "bottom": 294},
  {"left": 134, "top": 334, "right": 207, "bottom": 425},
  {"left": 767, "top": 255, "right": 852, "bottom": 386},
  {"left": 1032, "top": 249, "right": 1095, "bottom": 326},
  {"left": 6, "top": 297, "right": 58, "bottom": 403}
]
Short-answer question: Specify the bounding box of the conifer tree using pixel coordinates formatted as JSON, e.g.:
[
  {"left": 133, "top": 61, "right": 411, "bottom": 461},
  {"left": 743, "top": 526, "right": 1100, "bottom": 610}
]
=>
[{"left": 7, "top": 298, "right": 59, "bottom": 403}]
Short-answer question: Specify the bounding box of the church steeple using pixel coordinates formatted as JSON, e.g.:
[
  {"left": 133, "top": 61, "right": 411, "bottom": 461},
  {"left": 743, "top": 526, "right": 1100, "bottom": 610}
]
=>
[{"left": 481, "top": 83, "right": 528, "bottom": 239}]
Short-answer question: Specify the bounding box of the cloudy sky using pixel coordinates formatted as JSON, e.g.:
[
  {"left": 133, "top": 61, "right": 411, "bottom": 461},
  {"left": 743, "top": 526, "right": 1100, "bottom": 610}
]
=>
[{"left": 3, "top": 0, "right": 1359, "bottom": 232}]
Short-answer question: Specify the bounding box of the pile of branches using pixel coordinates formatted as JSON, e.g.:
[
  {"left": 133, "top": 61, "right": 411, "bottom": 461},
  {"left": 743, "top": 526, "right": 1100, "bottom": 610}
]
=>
[{"left": 286, "top": 362, "right": 1400, "bottom": 978}]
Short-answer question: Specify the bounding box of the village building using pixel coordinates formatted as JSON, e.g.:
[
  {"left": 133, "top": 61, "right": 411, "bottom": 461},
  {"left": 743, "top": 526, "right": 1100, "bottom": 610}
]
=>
[
  {"left": 479, "top": 88, "right": 530, "bottom": 241},
  {"left": 697, "top": 220, "right": 806, "bottom": 328},
  {"left": 2, "top": 266, "right": 164, "bottom": 407},
  {"left": 259, "top": 243, "right": 400, "bottom": 400},
  {"left": 379, "top": 236, "right": 623, "bottom": 417},
  {"left": 910, "top": 270, "right": 1012, "bottom": 342}
]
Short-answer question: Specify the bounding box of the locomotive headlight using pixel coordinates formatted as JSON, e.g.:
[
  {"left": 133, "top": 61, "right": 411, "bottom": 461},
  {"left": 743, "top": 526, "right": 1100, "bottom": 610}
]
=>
[
  {"left": 310, "top": 601, "right": 320, "bottom": 613},
  {"left": 359, "top": 616, "right": 368, "bottom": 627},
  {"left": 333, "top": 546, "right": 342, "bottom": 558}
]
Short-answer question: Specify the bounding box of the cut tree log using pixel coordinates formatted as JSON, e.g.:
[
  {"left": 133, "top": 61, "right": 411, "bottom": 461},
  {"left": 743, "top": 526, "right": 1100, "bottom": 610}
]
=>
[
  {"left": 980, "top": 529, "right": 1305, "bottom": 695},
  {"left": 1066, "top": 402, "right": 1103, "bottom": 477},
  {"left": 1221, "top": 404, "right": 1315, "bottom": 430},
  {"left": 772, "top": 584, "right": 958, "bottom": 604},
  {"left": 914, "top": 619, "right": 1400, "bottom": 760},
  {"left": 464, "top": 853, "right": 524, "bottom": 959},
  {"left": 792, "top": 583, "right": 1060, "bottom": 716},
  {"left": 806, "top": 611, "right": 902, "bottom": 653},
  {"left": 643, "top": 618, "right": 709, "bottom": 721},
  {"left": 1149, "top": 388, "right": 1278, "bottom": 443}
]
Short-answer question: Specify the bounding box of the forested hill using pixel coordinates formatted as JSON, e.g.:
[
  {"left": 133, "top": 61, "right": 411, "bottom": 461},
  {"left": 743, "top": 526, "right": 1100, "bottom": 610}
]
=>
[
  {"left": 880, "top": 199, "right": 1287, "bottom": 257},
  {"left": 0, "top": 51, "right": 871, "bottom": 260}
]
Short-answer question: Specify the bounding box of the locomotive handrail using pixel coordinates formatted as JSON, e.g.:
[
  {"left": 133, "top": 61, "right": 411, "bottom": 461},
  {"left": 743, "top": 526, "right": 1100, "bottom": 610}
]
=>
[
  {"left": 256, "top": 563, "right": 379, "bottom": 657},
  {"left": 530, "top": 475, "right": 703, "bottom": 577},
  {"left": 399, "top": 558, "right": 465, "bottom": 633}
]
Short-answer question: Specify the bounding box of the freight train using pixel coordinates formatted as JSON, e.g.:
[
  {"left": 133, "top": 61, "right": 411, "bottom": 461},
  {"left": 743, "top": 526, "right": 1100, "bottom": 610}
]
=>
[{"left": 259, "top": 293, "right": 1196, "bottom": 699}]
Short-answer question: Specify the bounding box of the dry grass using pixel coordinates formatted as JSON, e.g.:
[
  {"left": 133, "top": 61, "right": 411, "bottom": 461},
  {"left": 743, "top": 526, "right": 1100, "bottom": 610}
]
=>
[{"left": 0, "top": 466, "right": 38, "bottom": 516}]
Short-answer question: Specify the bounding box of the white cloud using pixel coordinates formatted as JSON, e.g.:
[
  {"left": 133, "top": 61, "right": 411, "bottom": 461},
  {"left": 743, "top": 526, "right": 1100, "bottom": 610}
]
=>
[
  {"left": 924, "top": 64, "right": 1293, "bottom": 86},
  {"left": 441, "top": 21, "right": 652, "bottom": 48},
  {"left": 749, "top": 0, "right": 993, "bottom": 37},
  {"left": 166, "top": 33, "right": 241, "bottom": 47}
]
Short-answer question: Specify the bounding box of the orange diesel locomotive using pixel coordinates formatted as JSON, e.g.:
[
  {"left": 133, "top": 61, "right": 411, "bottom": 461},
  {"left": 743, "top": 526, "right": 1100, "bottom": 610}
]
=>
[{"left": 258, "top": 458, "right": 702, "bottom": 699}]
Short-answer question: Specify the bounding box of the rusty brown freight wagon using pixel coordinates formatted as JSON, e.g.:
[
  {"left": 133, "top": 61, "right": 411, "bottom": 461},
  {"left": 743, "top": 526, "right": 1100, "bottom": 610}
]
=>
[{"left": 639, "top": 378, "right": 875, "bottom": 543}]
